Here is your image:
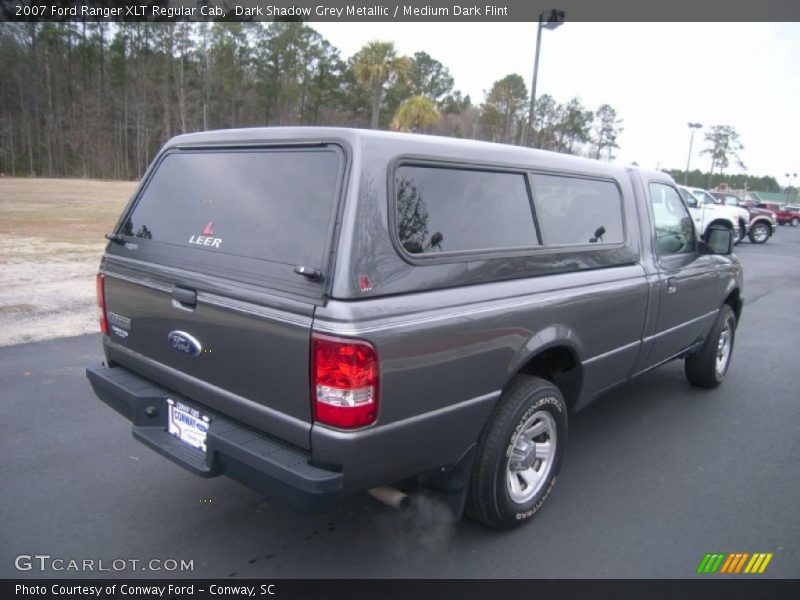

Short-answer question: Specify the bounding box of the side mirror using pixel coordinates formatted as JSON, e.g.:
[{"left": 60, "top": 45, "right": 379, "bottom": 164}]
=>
[
  {"left": 685, "top": 197, "right": 698, "bottom": 209},
  {"left": 700, "top": 226, "right": 733, "bottom": 255},
  {"left": 657, "top": 235, "right": 684, "bottom": 254}
]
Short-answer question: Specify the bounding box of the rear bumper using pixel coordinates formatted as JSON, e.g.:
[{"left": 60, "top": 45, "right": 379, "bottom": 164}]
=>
[{"left": 86, "top": 363, "right": 343, "bottom": 512}]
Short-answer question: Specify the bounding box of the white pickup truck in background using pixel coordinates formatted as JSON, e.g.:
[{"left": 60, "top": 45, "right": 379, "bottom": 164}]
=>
[{"left": 678, "top": 185, "right": 749, "bottom": 244}]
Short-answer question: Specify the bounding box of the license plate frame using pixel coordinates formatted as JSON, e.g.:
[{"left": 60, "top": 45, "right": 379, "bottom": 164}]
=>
[{"left": 166, "top": 398, "right": 211, "bottom": 453}]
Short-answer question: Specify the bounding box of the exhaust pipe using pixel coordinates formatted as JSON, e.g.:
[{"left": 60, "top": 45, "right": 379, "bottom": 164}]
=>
[{"left": 368, "top": 485, "right": 410, "bottom": 511}]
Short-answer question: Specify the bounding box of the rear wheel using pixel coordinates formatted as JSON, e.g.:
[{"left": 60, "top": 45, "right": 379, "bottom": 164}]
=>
[
  {"left": 748, "top": 221, "right": 771, "bottom": 244},
  {"left": 791, "top": 217, "right": 799, "bottom": 227},
  {"left": 685, "top": 305, "right": 736, "bottom": 388},
  {"left": 466, "top": 375, "right": 567, "bottom": 529}
]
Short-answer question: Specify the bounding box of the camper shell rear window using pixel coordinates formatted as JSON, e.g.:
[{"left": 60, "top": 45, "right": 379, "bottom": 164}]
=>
[
  {"left": 114, "top": 146, "right": 344, "bottom": 296},
  {"left": 123, "top": 148, "right": 340, "bottom": 266}
]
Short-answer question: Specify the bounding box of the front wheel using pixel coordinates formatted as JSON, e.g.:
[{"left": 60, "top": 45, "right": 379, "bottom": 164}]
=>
[
  {"left": 685, "top": 305, "right": 736, "bottom": 388},
  {"left": 748, "top": 222, "right": 771, "bottom": 244},
  {"left": 466, "top": 375, "right": 567, "bottom": 529},
  {"left": 735, "top": 222, "right": 746, "bottom": 244},
  {"left": 791, "top": 217, "right": 799, "bottom": 227}
]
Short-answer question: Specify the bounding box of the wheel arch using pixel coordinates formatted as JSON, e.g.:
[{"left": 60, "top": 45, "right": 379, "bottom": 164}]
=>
[
  {"left": 724, "top": 288, "right": 743, "bottom": 323},
  {"left": 707, "top": 218, "right": 734, "bottom": 230},
  {"left": 505, "top": 329, "right": 583, "bottom": 411},
  {"left": 750, "top": 216, "right": 771, "bottom": 228}
]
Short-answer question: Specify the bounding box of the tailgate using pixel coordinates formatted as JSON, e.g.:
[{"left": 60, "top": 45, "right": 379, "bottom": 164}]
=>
[{"left": 98, "top": 145, "right": 346, "bottom": 450}]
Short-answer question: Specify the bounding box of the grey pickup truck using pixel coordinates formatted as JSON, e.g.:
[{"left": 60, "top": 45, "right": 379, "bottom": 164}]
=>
[{"left": 87, "top": 127, "right": 743, "bottom": 529}]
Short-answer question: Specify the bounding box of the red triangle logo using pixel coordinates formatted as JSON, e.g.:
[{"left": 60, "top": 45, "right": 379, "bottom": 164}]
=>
[{"left": 202, "top": 221, "right": 213, "bottom": 236}]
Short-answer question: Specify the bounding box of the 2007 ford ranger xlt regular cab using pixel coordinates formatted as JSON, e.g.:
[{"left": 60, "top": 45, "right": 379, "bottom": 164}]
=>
[{"left": 86, "top": 127, "right": 743, "bottom": 529}]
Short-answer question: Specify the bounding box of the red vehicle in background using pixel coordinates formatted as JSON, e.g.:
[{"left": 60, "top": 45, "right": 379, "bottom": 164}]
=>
[{"left": 754, "top": 202, "right": 799, "bottom": 227}]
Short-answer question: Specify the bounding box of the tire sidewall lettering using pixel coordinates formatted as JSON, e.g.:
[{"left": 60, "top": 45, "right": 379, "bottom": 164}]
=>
[
  {"left": 515, "top": 475, "right": 557, "bottom": 520},
  {"left": 501, "top": 392, "right": 565, "bottom": 522}
]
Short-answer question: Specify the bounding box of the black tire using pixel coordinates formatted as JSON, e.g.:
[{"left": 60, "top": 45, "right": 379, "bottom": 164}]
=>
[
  {"left": 791, "top": 217, "right": 799, "bottom": 227},
  {"left": 685, "top": 305, "right": 736, "bottom": 388},
  {"left": 735, "top": 221, "right": 746, "bottom": 244},
  {"left": 466, "top": 375, "right": 567, "bottom": 529},
  {"left": 748, "top": 221, "right": 771, "bottom": 244}
]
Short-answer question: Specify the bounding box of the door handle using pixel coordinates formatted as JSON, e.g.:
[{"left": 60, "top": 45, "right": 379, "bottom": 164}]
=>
[
  {"left": 171, "top": 286, "right": 197, "bottom": 309},
  {"left": 666, "top": 277, "right": 677, "bottom": 294}
]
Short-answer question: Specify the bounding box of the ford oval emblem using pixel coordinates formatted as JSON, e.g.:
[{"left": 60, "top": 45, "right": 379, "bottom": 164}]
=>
[{"left": 167, "top": 330, "right": 203, "bottom": 357}]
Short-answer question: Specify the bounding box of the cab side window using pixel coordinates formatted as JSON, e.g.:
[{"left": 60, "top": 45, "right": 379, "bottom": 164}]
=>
[
  {"left": 529, "top": 174, "right": 624, "bottom": 246},
  {"left": 394, "top": 165, "right": 538, "bottom": 255},
  {"left": 700, "top": 192, "right": 717, "bottom": 205},
  {"left": 650, "top": 183, "right": 696, "bottom": 256}
]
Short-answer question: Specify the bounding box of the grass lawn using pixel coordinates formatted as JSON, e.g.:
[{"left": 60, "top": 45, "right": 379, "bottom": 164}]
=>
[{"left": 0, "top": 177, "right": 137, "bottom": 345}]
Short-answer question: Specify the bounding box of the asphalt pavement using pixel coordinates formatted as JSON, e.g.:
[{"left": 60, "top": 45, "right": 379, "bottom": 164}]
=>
[{"left": 2, "top": 227, "right": 799, "bottom": 579}]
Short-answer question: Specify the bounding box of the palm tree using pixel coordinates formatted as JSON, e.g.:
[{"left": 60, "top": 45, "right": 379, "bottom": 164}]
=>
[
  {"left": 351, "top": 41, "right": 411, "bottom": 129},
  {"left": 390, "top": 96, "right": 441, "bottom": 132}
]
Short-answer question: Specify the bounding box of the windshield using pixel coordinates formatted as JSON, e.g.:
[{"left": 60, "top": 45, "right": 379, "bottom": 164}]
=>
[
  {"left": 679, "top": 188, "right": 696, "bottom": 205},
  {"left": 696, "top": 191, "right": 717, "bottom": 205}
]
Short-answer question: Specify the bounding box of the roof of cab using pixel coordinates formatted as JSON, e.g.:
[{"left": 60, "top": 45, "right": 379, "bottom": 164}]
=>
[
  {"left": 164, "top": 126, "right": 637, "bottom": 181},
  {"left": 631, "top": 166, "right": 675, "bottom": 184}
]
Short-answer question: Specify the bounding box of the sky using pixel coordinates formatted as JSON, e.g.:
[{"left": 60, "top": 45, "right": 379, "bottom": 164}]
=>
[{"left": 313, "top": 22, "right": 800, "bottom": 185}]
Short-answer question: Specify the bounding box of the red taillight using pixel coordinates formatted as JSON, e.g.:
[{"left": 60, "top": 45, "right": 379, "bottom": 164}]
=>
[
  {"left": 96, "top": 273, "right": 108, "bottom": 335},
  {"left": 311, "top": 333, "right": 379, "bottom": 429}
]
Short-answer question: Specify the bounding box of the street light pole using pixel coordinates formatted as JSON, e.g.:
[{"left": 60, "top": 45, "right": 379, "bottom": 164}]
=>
[
  {"left": 785, "top": 172, "right": 797, "bottom": 202},
  {"left": 684, "top": 122, "right": 703, "bottom": 185},
  {"left": 526, "top": 9, "right": 565, "bottom": 147}
]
